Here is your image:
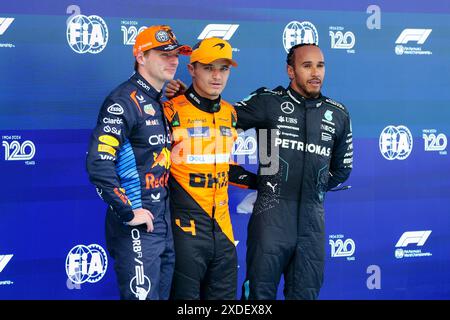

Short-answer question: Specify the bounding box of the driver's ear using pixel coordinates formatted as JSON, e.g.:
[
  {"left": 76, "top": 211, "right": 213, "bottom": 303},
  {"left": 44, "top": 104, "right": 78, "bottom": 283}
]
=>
[
  {"left": 187, "top": 63, "right": 195, "bottom": 77},
  {"left": 136, "top": 51, "right": 146, "bottom": 66},
  {"left": 287, "top": 64, "right": 295, "bottom": 80}
]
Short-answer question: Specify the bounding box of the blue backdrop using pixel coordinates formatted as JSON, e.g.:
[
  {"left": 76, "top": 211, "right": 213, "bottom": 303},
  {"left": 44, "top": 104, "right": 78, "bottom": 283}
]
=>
[{"left": 1, "top": 0, "right": 449, "bottom": 299}]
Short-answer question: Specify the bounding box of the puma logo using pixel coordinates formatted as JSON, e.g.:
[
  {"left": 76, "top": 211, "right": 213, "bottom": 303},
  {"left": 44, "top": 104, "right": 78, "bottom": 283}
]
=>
[{"left": 266, "top": 182, "right": 277, "bottom": 193}]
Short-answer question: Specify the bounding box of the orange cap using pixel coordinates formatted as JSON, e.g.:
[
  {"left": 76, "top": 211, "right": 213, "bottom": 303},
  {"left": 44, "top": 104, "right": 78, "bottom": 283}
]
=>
[
  {"left": 133, "top": 25, "right": 192, "bottom": 57},
  {"left": 190, "top": 37, "right": 237, "bottom": 67}
]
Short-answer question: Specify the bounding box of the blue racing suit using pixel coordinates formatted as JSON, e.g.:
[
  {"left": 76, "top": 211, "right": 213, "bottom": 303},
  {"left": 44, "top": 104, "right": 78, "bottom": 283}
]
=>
[{"left": 86, "top": 72, "right": 173, "bottom": 300}]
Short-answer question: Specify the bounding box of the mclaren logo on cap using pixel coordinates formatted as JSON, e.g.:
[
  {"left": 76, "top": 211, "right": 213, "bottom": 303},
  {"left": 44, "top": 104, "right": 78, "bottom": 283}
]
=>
[{"left": 213, "top": 43, "right": 225, "bottom": 49}]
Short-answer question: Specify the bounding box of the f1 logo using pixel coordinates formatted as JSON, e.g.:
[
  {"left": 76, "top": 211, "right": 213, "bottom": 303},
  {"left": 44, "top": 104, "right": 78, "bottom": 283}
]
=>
[
  {"left": 395, "top": 230, "right": 431, "bottom": 247},
  {"left": 0, "top": 18, "right": 14, "bottom": 35},
  {"left": 198, "top": 24, "right": 239, "bottom": 40},
  {"left": 395, "top": 29, "right": 432, "bottom": 44},
  {"left": 0, "top": 254, "right": 13, "bottom": 272}
]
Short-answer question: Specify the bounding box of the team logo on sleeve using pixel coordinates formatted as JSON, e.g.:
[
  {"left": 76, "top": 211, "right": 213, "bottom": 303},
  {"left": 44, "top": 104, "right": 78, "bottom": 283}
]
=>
[
  {"left": 114, "top": 187, "right": 132, "bottom": 205},
  {"left": 151, "top": 147, "right": 171, "bottom": 169},
  {"left": 324, "top": 110, "right": 333, "bottom": 122},
  {"left": 99, "top": 135, "right": 119, "bottom": 147},
  {"left": 107, "top": 103, "right": 124, "bottom": 115},
  {"left": 187, "top": 127, "right": 210, "bottom": 138},
  {"left": 98, "top": 144, "right": 116, "bottom": 156},
  {"left": 220, "top": 126, "right": 232, "bottom": 137},
  {"left": 144, "top": 104, "right": 156, "bottom": 116},
  {"left": 280, "top": 102, "right": 295, "bottom": 114}
]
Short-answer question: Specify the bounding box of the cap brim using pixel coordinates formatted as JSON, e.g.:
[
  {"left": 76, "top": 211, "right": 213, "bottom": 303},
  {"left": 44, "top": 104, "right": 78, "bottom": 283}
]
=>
[
  {"left": 194, "top": 57, "right": 238, "bottom": 67},
  {"left": 153, "top": 44, "right": 192, "bottom": 55}
]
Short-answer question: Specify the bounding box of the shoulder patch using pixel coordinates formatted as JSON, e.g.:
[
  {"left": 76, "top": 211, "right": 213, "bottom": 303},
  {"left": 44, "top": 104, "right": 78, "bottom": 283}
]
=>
[
  {"left": 258, "top": 86, "right": 284, "bottom": 96},
  {"left": 271, "top": 85, "right": 285, "bottom": 95},
  {"left": 163, "top": 100, "right": 176, "bottom": 121},
  {"left": 129, "top": 91, "right": 143, "bottom": 115},
  {"left": 171, "top": 112, "right": 181, "bottom": 127},
  {"left": 254, "top": 87, "right": 268, "bottom": 94},
  {"left": 324, "top": 97, "right": 345, "bottom": 112}
]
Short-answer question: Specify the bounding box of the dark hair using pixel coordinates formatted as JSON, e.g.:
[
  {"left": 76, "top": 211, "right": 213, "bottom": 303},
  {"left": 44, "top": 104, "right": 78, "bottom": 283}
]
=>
[
  {"left": 286, "top": 43, "right": 318, "bottom": 67},
  {"left": 134, "top": 50, "right": 151, "bottom": 72}
]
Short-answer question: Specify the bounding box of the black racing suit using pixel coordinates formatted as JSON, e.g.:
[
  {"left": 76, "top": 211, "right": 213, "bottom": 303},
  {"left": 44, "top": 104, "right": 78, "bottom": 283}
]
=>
[
  {"left": 86, "top": 72, "right": 174, "bottom": 300},
  {"left": 235, "top": 86, "right": 353, "bottom": 300}
]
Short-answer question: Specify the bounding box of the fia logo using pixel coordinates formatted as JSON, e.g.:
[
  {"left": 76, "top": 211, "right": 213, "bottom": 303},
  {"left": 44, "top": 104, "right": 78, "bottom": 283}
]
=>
[
  {"left": 65, "top": 244, "right": 108, "bottom": 285},
  {"left": 379, "top": 125, "right": 413, "bottom": 160},
  {"left": 67, "top": 15, "right": 109, "bottom": 54},
  {"left": 283, "top": 21, "right": 319, "bottom": 53}
]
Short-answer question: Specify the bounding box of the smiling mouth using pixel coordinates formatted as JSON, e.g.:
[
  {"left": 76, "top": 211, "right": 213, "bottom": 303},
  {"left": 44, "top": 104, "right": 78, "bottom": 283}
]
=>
[{"left": 308, "top": 79, "right": 321, "bottom": 86}]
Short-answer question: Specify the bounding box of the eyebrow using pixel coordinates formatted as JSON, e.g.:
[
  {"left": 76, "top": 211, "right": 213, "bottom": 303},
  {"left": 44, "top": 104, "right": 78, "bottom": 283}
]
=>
[
  {"left": 301, "top": 61, "right": 325, "bottom": 64},
  {"left": 204, "top": 64, "right": 230, "bottom": 67}
]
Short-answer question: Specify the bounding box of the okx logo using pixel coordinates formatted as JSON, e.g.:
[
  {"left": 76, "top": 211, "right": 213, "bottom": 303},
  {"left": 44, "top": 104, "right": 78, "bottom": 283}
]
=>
[
  {"left": 66, "top": 244, "right": 108, "bottom": 285},
  {"left": 379, "top": 125, "right": 413, "bottom": 160},
  {"left": 67, "top": 15, "right": 109, "bottom": 54}
]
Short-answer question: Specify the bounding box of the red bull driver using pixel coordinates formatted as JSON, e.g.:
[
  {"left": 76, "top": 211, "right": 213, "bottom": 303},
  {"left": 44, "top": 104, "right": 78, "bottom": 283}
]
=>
[{"left": 86, "top": 25, "right": 191, "bottom": 300}]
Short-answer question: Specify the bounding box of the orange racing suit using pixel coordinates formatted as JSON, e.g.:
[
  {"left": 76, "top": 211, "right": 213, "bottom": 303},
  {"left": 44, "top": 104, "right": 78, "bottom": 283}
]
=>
[{"left": 163, "top": 86, "right": 255, "bottom": 299}]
